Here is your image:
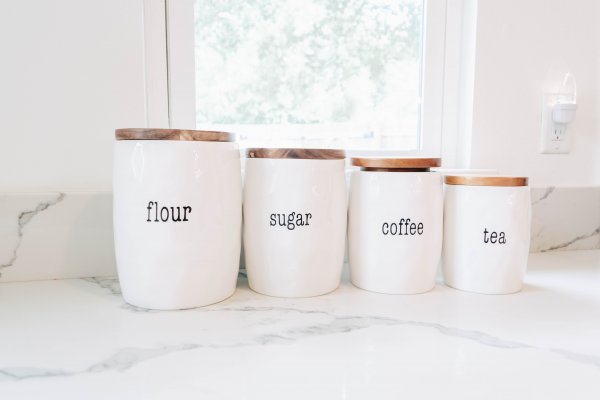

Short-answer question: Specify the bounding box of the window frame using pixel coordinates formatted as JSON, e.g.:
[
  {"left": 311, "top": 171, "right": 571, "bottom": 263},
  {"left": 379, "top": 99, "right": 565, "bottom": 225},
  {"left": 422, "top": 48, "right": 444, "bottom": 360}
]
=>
[{"left": 144, "top": 0, "right": 452, "bottom": 158}]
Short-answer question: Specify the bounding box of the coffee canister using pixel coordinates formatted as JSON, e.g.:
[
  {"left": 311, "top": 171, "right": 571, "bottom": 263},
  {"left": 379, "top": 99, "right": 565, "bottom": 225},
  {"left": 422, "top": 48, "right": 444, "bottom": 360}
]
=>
[
  {"left": 243, "top": 148, "right": 347, "bottom": 297},
  {"left": 348, "top": 157, "right": 443, "bottom": 294},
  {"left": 113, "top": 129, "right": 242, "bottom": 309},
  {"left": 442, "top": 175, "right": 531, "bottom": 294}
]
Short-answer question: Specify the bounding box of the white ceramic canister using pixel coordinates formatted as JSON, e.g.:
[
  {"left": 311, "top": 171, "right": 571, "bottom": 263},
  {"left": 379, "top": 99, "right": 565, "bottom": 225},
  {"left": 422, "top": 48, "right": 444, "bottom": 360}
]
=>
[
  {"left": 113, "top": 129, "right": 242, "bottom": 310},
  {"left": 348, "top": 157, "right": 443, "bottom": 294},
  {"left": 442, "top": 175, "right": 531, "bottom": 294},
  {"left": 243, "top": 148, "right": 347, "bottom": 297}
]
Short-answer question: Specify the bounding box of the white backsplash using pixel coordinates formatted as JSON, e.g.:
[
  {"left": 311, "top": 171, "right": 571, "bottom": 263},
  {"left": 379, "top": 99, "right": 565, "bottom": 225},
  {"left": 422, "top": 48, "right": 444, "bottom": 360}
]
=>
[
  {"left": 530, "top": 187, "right": 600, "bottom": 252},
  {"left": 0, "top": 187, "right": 598, "bottom": 282},
  {"left": 0, "top": 193, "right": 115, "bottom": 282}
]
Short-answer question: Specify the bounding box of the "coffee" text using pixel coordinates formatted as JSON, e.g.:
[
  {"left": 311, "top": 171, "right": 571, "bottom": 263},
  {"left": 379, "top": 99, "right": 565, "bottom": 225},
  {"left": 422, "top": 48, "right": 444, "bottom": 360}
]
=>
[{"left": 382, "top": 218, "right": 424, "bottom": 236}]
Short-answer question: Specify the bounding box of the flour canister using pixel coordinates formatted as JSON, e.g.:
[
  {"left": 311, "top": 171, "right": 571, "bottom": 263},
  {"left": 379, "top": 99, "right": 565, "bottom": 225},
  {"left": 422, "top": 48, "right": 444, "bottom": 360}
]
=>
[
  {"left": 348, "top": 157, "right": 443, "bottom": 294},
  {"left": 243, "top": 148, "right": 347, "bottom": 297},
  {"left": 113, "top": 129, "right": 242, "bottom": 309},
  {"left": 442, "top": 175, "right": 531, "bottom": 294}
]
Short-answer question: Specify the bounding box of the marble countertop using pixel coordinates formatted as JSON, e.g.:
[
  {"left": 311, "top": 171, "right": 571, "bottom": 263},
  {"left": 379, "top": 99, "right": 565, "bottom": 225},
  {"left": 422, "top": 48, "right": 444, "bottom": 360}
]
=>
[{"left": 1, "top": 250, "right": 600, "bottom": 399}]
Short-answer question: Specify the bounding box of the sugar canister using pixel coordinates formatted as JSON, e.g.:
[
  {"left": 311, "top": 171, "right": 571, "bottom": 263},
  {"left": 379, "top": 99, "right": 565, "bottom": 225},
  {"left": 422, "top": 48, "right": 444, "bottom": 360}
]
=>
[{"left": 243, "top": 148, "right": 347, "bottom": 297}]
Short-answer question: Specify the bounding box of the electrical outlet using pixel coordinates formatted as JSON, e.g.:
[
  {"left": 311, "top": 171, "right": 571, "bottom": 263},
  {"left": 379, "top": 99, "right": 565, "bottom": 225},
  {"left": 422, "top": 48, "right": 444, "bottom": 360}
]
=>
[
  {"left": 540, "top": 94, "right": 574, "bottom": 154},
  {"left": 552, "top": 125, "right": 566, "bottom": 141}
]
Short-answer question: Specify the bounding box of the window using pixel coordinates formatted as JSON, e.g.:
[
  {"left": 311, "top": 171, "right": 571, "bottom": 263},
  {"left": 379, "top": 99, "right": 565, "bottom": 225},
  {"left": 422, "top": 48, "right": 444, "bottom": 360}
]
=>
[{"left": 151, "top": 0, "right": 447, "bottom": 155}]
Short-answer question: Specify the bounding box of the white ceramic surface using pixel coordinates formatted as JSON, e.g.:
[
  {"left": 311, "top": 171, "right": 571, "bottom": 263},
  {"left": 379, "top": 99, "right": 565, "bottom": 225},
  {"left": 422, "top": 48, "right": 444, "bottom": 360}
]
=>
[
  {"left": 243, "top": 158, "right": 346, "bottom": 297},
  {"left": 113, "top": 140, "right": 242, "bottom": 309},
  {"left": 1, "top": 250, "right": 600, "bottom": 399},
  {"left": 443, "top": 184, "right": 531, "bottom": 294},
  {"left": 348, "top": 171, "right": 443, "bottom": 294}
]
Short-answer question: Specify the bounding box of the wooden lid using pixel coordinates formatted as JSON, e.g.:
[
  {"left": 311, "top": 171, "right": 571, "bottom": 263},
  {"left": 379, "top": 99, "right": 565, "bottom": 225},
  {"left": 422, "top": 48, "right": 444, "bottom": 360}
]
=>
[
  {"left": 246, "top": 148, "right": 345, "bottom": 160},
  {"left": 352, "top": 157, "right": 441, "bottom": 171},
  {"left": 444, "top": 175, "right": 528, "bottom": 187},
  {"left": 115, "top": 128, "right": 233, "bottom": 142}
]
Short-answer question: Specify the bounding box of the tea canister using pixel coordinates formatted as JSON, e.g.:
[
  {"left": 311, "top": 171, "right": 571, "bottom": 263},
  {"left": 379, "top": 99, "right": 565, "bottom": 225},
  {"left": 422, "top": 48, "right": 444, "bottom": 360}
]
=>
[
  {"left": 442, "top": 175, "right": 531, "bottom": 294},
  {"left": 348, "top": 157, "right": 443, "bottom": 294},
  {"left": 243, "top": 148, "right": 347, "bottom": 297},
  {"left": 113, "top": 129, "right": 242, "bottom": 310}
]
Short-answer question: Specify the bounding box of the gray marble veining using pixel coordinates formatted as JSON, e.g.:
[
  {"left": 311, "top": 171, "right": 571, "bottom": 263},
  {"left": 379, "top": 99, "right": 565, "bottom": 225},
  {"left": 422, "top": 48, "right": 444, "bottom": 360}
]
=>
[
  {"left": 0, "top": 193, "right": 65, "bottom": 274},
  {"left": 540, "top": 226, "right": 600, "bottom": 252},
  {"left": 531, "top": 186, "right": 555, "bottom": 205},
  {"left": 0, "top": 187, "right": 597, "bottom": 284},
  {"left": 530, "top": 186, "right": 600, "bottom": 252},
  {"left": 2, "top": 293, "right": 598, "bottom": 383},
  {"left": 1, "top": 249, "right": 599, "bottom": 399},
  {"left": 0, "top": 192, "right": 115, "bottom": 282}
]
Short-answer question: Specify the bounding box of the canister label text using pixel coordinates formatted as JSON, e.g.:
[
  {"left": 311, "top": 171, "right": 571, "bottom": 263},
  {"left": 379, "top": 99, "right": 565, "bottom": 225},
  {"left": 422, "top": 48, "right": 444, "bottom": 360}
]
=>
[
  {"left": 381, "top": 218, "right": 424, "bottom": 236},
  {"left": 270, "top": 212, "right": 312, "bottom": 230},
  {"left": 483, "top": 228, "right": 506, "bottom": 244},
  {"left": 146, "top": 201, "right": 192, "bottom": 222}
]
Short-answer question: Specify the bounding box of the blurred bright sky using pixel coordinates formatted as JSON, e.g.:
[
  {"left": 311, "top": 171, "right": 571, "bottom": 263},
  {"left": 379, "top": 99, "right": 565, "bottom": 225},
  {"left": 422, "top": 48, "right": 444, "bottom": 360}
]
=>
[{"left": 194, "top": 0, "right": 423, "bottom": 149}]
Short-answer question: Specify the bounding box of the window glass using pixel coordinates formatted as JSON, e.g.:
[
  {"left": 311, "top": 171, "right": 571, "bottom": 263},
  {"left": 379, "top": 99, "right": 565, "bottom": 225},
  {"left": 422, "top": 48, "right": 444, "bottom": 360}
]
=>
[{"left": 194, "top": 0, "right": 424, "bottom": 149}]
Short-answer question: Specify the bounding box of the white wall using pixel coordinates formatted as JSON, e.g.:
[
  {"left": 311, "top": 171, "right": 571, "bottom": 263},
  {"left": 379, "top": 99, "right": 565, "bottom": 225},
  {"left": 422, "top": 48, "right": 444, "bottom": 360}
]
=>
[
  {"left": 0, "top": 0, "right": 148, "bottom": 193},
  {"left": 2, "top": 0, "right": 599, "bottom": 191},
  {"left": 467, "top": 0, "right": 600, "bottom": 186}
]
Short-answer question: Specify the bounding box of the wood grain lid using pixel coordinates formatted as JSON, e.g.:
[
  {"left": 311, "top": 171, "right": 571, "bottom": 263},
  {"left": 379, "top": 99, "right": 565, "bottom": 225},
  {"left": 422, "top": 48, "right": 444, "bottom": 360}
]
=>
[
  {"left": 351, "top": 157, "right": 441, "bottom": 171},
  {"left": 246, "top": 148, "right": 345, "bottom": 160},
  {"left": 444, "top": 175, "right": 529, "bottom": 187},
  {"left": 115, "top": 128, "right": 234, "bottom": 142}
]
